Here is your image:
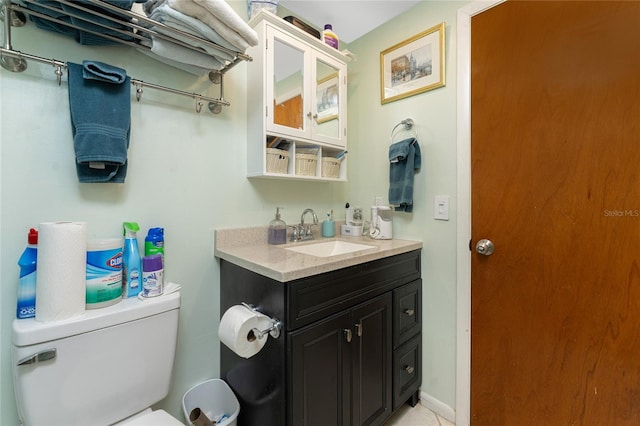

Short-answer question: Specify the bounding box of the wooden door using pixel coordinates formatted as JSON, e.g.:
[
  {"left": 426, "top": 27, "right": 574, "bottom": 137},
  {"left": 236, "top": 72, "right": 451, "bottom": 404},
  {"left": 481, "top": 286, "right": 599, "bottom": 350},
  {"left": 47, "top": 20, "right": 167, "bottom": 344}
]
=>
[{"left": 471, "top": 1, "right": 640, "bottom": 424}]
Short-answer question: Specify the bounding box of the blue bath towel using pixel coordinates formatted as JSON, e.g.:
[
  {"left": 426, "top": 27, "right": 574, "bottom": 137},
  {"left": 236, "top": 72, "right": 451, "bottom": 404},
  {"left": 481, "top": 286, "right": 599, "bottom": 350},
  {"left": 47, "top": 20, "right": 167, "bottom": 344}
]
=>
[
  {"left": 27, "top": 0, "right": 144, "bottom": 45},
  {"left": 389, "top": 138, "right": 421, "bottom": 212},
  {"left": 67, "top": 61, "right": 131, "bottom": 183}
]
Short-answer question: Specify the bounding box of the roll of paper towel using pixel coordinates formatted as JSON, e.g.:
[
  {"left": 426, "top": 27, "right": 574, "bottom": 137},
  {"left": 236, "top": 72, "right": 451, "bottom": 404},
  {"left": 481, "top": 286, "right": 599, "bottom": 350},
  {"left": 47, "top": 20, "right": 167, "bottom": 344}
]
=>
[
  {"left": 36, "top": 222, "right": 87, "bottom": 322},
  {"left": 218, "top": 305, "right": 272, "bottom": 358}
]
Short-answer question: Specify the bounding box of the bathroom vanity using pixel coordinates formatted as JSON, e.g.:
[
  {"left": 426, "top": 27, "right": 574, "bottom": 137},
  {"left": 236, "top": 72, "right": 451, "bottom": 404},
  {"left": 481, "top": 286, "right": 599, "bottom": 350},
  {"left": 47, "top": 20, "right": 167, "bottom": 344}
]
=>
[{"left": 216, "top": 229, "right": 422, "bottom": 426}]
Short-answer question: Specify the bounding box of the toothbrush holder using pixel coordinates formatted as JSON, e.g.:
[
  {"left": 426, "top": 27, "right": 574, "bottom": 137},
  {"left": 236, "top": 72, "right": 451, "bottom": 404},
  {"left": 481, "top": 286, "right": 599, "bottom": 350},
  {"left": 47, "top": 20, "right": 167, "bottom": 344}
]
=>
[{"left": 322, "top": 220, "right": 335, "bottom": 237}]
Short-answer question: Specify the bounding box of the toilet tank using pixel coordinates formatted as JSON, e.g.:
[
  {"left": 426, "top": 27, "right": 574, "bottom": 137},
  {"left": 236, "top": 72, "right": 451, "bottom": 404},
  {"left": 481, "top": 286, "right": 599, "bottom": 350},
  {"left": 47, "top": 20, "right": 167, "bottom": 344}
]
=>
[{"left": 11, "top": 292, "right": 180, "bottom": 426}]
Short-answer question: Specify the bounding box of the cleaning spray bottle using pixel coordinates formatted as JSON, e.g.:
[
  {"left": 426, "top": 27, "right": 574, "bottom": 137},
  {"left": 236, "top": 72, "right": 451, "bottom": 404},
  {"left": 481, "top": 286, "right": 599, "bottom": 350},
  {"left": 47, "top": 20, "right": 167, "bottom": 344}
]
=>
[
  {"left": 17, "top": 228, "right": 38, "bottom": 319},
  {"left": 123, "top": 222, "right": 142, "bottom": 298},
  {"left": 145, "top": 227, "right": 164, "bottom": 258}
]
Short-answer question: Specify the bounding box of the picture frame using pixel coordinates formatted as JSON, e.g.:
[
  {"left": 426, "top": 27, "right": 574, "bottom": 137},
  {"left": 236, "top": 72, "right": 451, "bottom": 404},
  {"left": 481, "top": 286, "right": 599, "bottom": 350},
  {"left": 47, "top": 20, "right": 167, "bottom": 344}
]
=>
[
  {"left": 316, "top": 72, "right": 339, "bottom": 123},
  {"left": 380, "top": 22, "right": 446, "bottom": 104}
]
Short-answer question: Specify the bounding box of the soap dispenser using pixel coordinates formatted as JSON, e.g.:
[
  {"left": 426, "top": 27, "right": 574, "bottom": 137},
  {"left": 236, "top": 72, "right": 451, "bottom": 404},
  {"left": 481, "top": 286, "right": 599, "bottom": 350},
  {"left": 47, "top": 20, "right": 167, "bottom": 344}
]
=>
[{"left": 268, "top": 207, "right": 287, "bottom": 245}]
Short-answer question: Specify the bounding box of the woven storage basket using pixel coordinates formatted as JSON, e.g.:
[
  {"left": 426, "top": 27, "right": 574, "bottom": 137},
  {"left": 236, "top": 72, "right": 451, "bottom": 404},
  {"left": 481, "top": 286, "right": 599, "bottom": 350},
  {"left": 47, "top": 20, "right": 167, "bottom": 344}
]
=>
[
  {"left": 321, "top": 157, "right": 341, "bottom": 178},
  {"left": 266, "top": 148, "right": 289, "bottom": 174},
  {"left": 295, "top": 153, "right": 317, "bottom": 176}
]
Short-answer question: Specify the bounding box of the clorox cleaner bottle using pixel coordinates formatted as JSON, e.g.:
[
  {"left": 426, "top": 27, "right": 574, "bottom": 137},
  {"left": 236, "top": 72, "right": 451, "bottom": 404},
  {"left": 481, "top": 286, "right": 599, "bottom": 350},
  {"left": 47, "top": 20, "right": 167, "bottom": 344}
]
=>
[{"left": 123, "top": 222, "right": 142, "bottom": 298}]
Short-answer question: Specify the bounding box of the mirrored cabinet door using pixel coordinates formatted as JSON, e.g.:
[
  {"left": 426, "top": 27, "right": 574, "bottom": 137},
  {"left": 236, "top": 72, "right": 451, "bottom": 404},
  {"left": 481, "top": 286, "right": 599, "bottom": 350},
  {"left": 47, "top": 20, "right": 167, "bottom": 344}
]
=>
[
  {"left": 312, "top": 55, "right": 346, "bottom": 146},
  {"left": 267, "top": 27, "right": 310, "bottom": 139}
]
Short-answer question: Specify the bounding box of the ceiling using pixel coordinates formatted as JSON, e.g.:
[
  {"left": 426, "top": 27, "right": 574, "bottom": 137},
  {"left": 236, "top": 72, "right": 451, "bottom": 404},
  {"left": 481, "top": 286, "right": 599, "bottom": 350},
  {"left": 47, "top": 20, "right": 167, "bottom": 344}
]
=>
[{"left": 277, "top": 1, "right": 422, "bottom": 44}]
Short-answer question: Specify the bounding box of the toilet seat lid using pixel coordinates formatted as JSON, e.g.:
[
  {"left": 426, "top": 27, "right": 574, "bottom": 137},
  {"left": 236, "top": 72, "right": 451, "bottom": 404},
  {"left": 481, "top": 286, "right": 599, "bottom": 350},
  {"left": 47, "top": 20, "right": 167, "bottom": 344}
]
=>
[{"left": 119, "top": 410, "right": 184, "bottom": 426}]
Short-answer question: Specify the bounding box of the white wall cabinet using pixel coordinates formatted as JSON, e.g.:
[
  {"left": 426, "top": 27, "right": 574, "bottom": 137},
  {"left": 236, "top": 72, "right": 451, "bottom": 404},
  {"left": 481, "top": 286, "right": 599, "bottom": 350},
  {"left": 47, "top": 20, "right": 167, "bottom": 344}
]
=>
[{"left": 247, "top": 11, "right": 349, "bottom": 181}]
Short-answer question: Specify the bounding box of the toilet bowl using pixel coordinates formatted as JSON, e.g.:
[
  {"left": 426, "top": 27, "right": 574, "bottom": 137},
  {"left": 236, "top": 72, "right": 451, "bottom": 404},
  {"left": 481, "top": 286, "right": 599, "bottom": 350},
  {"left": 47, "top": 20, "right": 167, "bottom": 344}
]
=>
[{"left": 11, "top": 291, "right": 183, "bottom": 426}]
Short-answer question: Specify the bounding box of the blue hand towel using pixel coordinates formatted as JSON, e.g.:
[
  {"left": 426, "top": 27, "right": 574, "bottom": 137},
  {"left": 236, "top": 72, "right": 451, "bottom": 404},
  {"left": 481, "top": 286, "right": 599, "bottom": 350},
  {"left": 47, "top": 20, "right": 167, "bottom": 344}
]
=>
[
  {"left": 388, "top": 138, "right": 421, "bottom": 212},
  {"left": 67, "top": 61, "right": 131, "bottom": 183}
]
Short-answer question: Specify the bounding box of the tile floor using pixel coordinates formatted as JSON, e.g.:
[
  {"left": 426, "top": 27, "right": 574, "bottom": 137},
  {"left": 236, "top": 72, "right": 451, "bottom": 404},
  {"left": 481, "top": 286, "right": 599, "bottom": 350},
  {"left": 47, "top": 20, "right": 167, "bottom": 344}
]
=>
[{"left": 385, "top": 403, "right": 454, "bottom": 426}]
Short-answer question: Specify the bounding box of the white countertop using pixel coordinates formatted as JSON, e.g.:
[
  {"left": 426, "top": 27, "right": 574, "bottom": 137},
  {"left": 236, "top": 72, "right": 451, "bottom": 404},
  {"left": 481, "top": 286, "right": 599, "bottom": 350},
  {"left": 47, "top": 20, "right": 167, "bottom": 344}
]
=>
[{"left": 215, "top": 226, "right": 423, "bottom": 282}]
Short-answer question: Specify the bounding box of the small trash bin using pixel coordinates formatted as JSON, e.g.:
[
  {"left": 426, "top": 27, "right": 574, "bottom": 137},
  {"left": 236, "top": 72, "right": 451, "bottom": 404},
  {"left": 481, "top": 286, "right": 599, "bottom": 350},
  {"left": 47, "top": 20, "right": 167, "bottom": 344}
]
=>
[{"left": 182, "top": 379, "right": 240, "bottom": 426}]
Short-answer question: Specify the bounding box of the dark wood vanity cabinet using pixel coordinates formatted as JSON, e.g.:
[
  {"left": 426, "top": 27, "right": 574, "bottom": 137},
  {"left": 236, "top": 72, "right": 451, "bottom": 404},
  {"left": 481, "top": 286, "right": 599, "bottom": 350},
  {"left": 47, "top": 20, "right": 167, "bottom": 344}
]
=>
[
  {"left": 220, "top": 249, "right": 422, "bottom": 426},
  {"left": 291, "top": 292, "right": 393, "bottom": 426}
]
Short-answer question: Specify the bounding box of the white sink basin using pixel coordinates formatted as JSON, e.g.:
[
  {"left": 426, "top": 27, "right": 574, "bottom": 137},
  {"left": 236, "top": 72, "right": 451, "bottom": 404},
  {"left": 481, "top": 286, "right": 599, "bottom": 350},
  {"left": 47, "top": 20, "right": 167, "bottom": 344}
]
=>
[{"left": 285, "top": 240, "right": 376, "bottom": 258}]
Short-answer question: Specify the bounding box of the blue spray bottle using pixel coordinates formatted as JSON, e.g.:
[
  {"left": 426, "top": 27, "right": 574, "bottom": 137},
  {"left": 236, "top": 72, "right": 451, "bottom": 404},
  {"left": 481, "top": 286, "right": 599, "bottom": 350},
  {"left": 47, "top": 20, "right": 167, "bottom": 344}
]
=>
[
  {"left": 17, "top": 228, "right": 38, "bottom": 319},
  {"left": 123, "top": 222, "right": 142, "bottom": 298}
]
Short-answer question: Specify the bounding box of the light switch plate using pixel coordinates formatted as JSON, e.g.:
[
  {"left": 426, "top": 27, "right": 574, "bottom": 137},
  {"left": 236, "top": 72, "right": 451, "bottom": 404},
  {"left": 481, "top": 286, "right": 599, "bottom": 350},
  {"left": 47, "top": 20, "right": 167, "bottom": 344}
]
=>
[{"left": 434, "top": 195, "right": 450, "bottom": 220}]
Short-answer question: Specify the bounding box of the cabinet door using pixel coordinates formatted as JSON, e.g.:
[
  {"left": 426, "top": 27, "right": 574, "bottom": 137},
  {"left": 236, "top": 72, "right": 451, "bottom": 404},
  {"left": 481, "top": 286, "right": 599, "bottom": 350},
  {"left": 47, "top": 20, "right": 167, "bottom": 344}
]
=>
[
  {"left": 351, "top": 293, "right": 393, "bottom": 426},
  {"left": 290, "top": 311, "right": 352, "bottom": 426},
  {"left": 393, "top": 334, "right": 422, "bottom": 410},
  {"left": 393, "top": 279, "right": 422, "bottom": 348},
  {"left": 267, "top": 26, "right": 310, "bottom": 140},
  {"left": 311, "top": 52, "right": 347, "bottom": 148}
]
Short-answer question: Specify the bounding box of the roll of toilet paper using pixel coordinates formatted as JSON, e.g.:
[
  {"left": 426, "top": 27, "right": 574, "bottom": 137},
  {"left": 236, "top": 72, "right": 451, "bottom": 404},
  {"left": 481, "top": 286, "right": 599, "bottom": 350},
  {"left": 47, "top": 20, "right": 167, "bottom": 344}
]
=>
[
  {"left": 36, "top": 221, "right": 87, "bottom": 322},
  {"left": 218, "top": 305, "right": 272, "bottom": 359}
]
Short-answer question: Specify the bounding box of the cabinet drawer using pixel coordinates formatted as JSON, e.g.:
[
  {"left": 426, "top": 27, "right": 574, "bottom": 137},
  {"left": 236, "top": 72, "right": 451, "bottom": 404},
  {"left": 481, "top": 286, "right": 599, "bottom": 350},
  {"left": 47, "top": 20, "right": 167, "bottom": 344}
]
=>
[
  {"left": 288, "top": 250, "right": 421, "bottom": 330},
  {"left": 393, "top": 334, "right": 422, "bottom": 410},
  {"left": 393, "top": 279, "right": 422, "bottom": 348}
]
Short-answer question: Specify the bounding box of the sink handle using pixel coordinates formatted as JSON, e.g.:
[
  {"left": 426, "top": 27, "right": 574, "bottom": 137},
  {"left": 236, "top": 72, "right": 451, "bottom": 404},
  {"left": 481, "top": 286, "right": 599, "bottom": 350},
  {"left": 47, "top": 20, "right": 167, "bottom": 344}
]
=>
[{"left": 289, "top": 225, "right": 299, "bottom": 242}]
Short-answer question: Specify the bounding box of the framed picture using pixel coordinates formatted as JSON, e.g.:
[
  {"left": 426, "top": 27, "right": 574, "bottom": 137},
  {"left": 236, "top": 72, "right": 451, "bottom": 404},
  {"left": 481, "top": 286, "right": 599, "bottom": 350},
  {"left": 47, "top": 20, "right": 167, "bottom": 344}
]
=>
[
  {"left": 316, "top": 72, "right": 339, "bottom": 123},
  {"left": 380, "top": 22, "right": 446, "bottom": 104}
]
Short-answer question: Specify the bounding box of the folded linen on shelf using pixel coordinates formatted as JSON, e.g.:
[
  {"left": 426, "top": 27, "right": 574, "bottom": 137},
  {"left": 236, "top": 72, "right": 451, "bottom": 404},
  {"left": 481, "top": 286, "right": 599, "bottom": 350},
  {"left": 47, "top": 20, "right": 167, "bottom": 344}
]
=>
[
  {"left": 148, "top": 4, "right": 237, "bottom": 62},
  {"left": 140, "top": 36, "right": 225, "bottom": 70},
  {"left": 67, "top": 61, "right": 131, "bottom": 183},
  {"left": 388, "top": 137, "right": 421, "bottom": 213},
  {"left": 168, "top": 0, "right": 258, "bottom": 51},
  {"left": 142, "top": 0, "right": 165, "bottom": 15},
  {"left": 26, "top": 0, "right": 144, "bottom": 45},
  {"left": 137, "top": 48, "right": 212, "bottom": 76}
]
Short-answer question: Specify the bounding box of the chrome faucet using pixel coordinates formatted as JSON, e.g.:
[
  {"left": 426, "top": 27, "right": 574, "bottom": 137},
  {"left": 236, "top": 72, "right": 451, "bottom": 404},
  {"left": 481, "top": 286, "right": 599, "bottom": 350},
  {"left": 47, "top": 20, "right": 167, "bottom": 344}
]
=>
[{"left": 291, "top": 208, "right": 318, "bottom": 242}]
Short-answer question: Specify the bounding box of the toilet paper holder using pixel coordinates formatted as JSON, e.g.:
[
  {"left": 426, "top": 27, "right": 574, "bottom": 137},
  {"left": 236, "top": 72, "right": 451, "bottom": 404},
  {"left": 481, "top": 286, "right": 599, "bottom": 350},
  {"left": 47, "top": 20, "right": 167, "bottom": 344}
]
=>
[{"left": 241, "top": 302, "right": 282, "bottom": 339}]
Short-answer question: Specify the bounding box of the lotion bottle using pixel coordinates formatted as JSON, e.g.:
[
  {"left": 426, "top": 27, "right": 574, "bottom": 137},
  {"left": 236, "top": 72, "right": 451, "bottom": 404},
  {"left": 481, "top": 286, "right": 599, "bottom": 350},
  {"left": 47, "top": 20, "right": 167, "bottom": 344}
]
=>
[
  {"left": 322, "top": 24, "right": 339, "bottom": 49},
  {"left": 123, "top": 222, "right": 142, "bottom": 298},
  {"left": 268, "top": 207, "right": 287, "bottom": 245}
]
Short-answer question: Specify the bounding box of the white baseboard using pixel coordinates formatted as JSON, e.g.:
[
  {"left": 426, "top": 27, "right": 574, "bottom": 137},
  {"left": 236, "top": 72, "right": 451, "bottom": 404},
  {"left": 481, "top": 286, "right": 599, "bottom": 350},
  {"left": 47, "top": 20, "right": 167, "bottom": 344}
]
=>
[{"left": 419, "top": 390, "right": 456, "bottom": 424}]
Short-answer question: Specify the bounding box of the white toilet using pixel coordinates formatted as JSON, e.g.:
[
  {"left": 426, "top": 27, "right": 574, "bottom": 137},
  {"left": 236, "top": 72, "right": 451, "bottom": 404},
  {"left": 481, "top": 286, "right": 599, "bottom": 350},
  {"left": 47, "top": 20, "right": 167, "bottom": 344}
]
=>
[{"left": 11, "top": 291, "right": 184, "bottom": 426}]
